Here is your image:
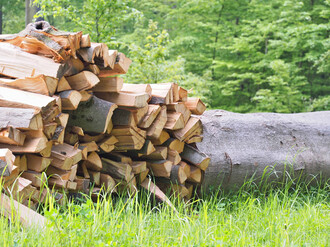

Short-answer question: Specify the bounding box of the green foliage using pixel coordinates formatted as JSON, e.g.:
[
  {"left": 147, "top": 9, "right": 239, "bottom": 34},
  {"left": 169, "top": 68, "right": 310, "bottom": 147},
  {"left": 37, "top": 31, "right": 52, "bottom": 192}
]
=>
[
  {"left": 34, "top": 0, "right": 136, "bottom": 44},
  {"left": 0, "top": 0, "right": 25, "bottom": 34},
  {"left": 131, "top": 0, "right": 329, "bottom": 112},
  {"left": 3, "top": 0, "right": 328, "bottom": 112},
  {"left": 121, "top": 20, "right": 210, "bottom": 101}
]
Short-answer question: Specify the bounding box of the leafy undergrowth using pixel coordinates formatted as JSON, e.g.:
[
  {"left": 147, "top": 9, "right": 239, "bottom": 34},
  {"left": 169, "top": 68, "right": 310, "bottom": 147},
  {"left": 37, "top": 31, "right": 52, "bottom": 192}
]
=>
[{"left": 0, "top": 182, "right": 329, "bottom": 247}]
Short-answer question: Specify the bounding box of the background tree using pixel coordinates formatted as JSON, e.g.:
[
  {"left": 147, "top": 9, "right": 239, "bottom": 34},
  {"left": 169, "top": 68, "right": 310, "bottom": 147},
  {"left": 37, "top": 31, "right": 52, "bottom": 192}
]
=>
[
  {"left": 34, "top": 0, "right": 136, "bottom": 44},
  {"left": 3, "top": 0, "right": 328, "bottom": 112},
  {"left": 0, "top": 0, "right": 25, "bottom": 34}
]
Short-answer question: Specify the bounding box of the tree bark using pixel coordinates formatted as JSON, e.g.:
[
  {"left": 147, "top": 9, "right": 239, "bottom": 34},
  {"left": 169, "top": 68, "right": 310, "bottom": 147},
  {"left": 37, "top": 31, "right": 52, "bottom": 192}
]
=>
[
  {"left": 196, "top": 110, "right": 330, "bottom": 192},
  {"left": 0, "top": 2, "right": 3, "bottom": 34},
  {"left": 211, "top": 4, "right": 224, "bottom": 81},
  {"left": 25, "top": 0, "right": 39, "bottom": 26}
]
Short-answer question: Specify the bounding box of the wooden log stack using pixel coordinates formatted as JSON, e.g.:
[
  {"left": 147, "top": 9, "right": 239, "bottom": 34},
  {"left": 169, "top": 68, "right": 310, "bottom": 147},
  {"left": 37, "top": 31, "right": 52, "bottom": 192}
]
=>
[{"left": 0, "top": 21, "right": 209, "bottom": 208}]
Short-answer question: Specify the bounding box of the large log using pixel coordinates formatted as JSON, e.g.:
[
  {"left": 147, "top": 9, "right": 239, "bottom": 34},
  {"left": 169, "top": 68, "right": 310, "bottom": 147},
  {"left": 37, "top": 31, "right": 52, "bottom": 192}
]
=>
[{"left": 197, "top": 110, "right": 330, "bottom": 191}]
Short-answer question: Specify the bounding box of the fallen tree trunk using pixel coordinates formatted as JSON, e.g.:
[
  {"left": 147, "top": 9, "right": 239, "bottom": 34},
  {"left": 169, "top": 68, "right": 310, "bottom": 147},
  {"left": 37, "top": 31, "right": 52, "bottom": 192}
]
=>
[{"left": 197, "top": 110, "right": 330, "bottom": 191}]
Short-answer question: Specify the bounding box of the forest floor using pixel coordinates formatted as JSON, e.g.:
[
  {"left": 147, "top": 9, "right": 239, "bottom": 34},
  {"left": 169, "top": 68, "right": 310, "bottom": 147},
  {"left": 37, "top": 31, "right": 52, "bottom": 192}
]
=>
[{"left": 0, "top": 182, "right": 329, "bottom": 246}]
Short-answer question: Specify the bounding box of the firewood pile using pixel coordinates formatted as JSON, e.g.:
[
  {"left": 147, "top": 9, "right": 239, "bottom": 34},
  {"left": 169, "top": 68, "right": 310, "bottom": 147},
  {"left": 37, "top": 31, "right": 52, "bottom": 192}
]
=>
[{"left": 0, "top": 21, "right": 209, "bottom": 209}]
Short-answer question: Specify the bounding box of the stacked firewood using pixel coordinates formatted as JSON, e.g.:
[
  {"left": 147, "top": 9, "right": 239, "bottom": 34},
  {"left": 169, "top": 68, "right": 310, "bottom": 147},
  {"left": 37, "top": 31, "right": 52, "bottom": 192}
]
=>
[{"left": 0, "top": 21, "right": 209, "bottom": 208}]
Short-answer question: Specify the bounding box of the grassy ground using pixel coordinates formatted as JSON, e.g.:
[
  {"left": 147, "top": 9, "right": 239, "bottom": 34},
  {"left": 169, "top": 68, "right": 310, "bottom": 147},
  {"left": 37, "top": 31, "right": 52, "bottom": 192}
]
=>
[{"left": 0, "top": 182, "right": 329, "bottom": 247}]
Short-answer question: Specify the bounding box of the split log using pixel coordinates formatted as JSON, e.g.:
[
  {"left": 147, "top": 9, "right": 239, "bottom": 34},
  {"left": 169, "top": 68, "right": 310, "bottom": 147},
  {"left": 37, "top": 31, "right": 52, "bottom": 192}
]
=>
[
  {"left": 94, "top": 92, "right": 149, "bottom": 108},
  {"left": 44, "top": 123, "right": 57, "bottom": 139},
  {"left": 0, "top": 107, "right": 42, "bottom": 130},
  {"left": 19, "top": 21, "right": 82, "bottom": 59},
  {"left": 142, "top": 146, "right": 168, "bottom": 160},
  {"left": 103, "top": 152, "right": 132, "bottom": 165},
  {"left": 186, "top": 166, "right": 202, "bottom": 184},
  {"left": 138, "top": 168, "right": 150, "bottom": 183},
  {"left": 59, "top": 90, "right": 82, "bottom": 110},
  {"left": 146, "top": 106, "right": 167, "bottom": 140},
  {"left": 0, "top": 148, "right": 14, "bottom": 176},
  {"left": 88, "top": 171, "right": 101, "bottom": 186},
  {"left": 133, "top": 140, "right": 155, "bottom": 156},
  {"left": 46, "top": 164, "right": 77, "bottom": 182},
  {"left": 119, "top": 105, "right": 149, "bottom": 126},
  {"left": 162, "top": 138, "right": 184, "bottom": 153},
  {"left": 67, "top": 96, "right": 117, "bottom": 134},
  {"left": 178, "top": 87, "right": 187, "bottom": 102},
  {"left": 63, "top": 58, "right": 84, "bottom": 77},
  {"left": 185, "top": 97, "right": 206, "bottom": 115},
  {"left": 77, "top": 43, "right": 114, "bottom": 69},
  {"left": 170, "top": 164, "right": 187, "bottom": 184},
  {"left": 0, "top": 127, "right": 26, "bottom": 146},
  {"left": 98, "top": 136, "right": 118, "bottom": 153},
  {"left": 167, "top": 149, "right": 181, "bottom": 165},
  {"left": 98, "top": 52, "right": 132, "bottom": 77},
  {"left": 0, "top": 86, "right": 55, "bottom": 112},
  {"left": 0, "top": 34, "right": 64, "bottom": 62},
  {"left": 197, "top": 110, "right": 330, "bottom": 191},
  {"left": 164, "top": 112, "right": 184, "bottom": 130},
  {"left": 80, "top": 34, "right": 91, "bottom": 48},
  {"left": 26, "top": 154, "right": 51, "bottom": 172},
  {"left": 100, "top": 173, "right": 116, "bottom": 192},
  {"left": 167, "top": 102, "right": 191, "bottom": 125},
  {"left": 181, "top": 144, "right": 210, "bottom": 171},
  {"left": 21, "top": 171, "right": 47, "bottom": 187},
  {"left": 91, "top": 77, "right": 123, "bottom": 92},
  {"left": 149, "top": 83, "right": 173, "bottom": 105},
  {"left": 0, "top": 193, "right": 47, "bottom": 228},
  {"left": 101, "top": 158, "right": 133, "bottom": 182},
  {"left": 131, "top": 161, "right": 147, "bottom": 174},
  {"left": 50, "top": 143, "right": 82, "bottom": 170},
  {"left": 173, "top": 117, "right": 202, "bottom": 142},
  {"left": 138, "top": 105, "right": 161, "bottom": 129},
  {"left": 83, "top": 151, "right": 102, "bottom": 171},
  {"left": 151, "top": 131, "right": 170, "bottom": 145},
  {"left": 65, "top": 71, "right": 100, "bottom": 91},
  {"left": 140, "top": 178, "right": 175, "bottom": 210},
  {"left": 147, "top": 160, "right": 173, "bottom": 178},
  {"left": 0, "top": 43, "right": 67, "bottom": 79},
  {"left": 57, "top": 77, "right": 72, "bottom": 92},
  {"left": 111, "top": 108, "right": 137, "bottom": 127},
  {"left": 121, "top": 83, "right": 152, "bottom": 97},
  {"left": 0, "top": 135, "right": 48, "bottom": 154},
  {"left": 0, "top": 75, "right": 58, "bottom": 96},
  {"left": 74, "top": 177, "right": 90, "bottom": 193}
]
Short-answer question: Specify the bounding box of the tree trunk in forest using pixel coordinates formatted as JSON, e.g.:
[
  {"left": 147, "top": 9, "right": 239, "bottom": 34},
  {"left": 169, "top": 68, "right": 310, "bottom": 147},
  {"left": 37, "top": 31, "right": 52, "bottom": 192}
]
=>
[
  {"left": 197, "top": 110, "right": 330, "bottom": 192},
  {"left": 211, "top": 4, "right": 224, "bottom": 81},
  {"left": 25, "top": 0, "right": 39, "bottom": 26},
  {"left": 0, "top": 2, "right": 3, "bottom": 34}
]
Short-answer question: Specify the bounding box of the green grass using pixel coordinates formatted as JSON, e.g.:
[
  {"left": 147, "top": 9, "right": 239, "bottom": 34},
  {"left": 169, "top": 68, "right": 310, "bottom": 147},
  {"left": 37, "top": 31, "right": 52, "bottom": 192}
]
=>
[{"left": 0, "top": 182, "right": 329, "bottom": 247}]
